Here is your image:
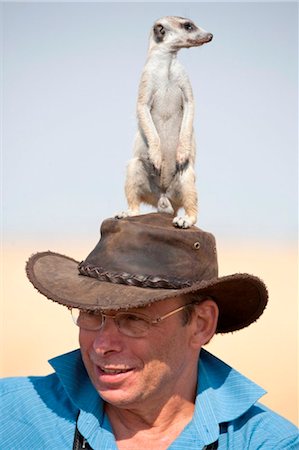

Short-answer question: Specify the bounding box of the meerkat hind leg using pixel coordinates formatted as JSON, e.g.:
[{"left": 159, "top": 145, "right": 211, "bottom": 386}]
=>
[
  {"left": 173, "top": 168, "right": 197, "bottom": 229},
  {"left": 115, "top": 157, "right": 149, "bottom": 219}
]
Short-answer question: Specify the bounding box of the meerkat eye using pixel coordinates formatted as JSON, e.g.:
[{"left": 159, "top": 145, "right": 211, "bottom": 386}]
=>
[
  {"left": 158, "top": 25, "right": 165, "bottom": 35},
  {"left": 184, "top": 22, "right": 194, "bottom": 31}
]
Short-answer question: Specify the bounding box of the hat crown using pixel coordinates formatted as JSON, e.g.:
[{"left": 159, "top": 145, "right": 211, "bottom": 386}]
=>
[{"left": 81, "top": 213, "right": 218, "bottom": 287}]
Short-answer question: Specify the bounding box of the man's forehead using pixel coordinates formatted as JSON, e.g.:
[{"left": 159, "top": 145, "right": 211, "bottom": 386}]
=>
[{"left": 105, "top": 296, "right": 186, "bottom": 314}]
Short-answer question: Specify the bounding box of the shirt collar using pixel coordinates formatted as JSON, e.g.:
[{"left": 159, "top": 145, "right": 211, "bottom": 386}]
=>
[
  {"left": 49, "top": 349, "right": 103, "bottom": 420},
  {"left": 49, "top": 348, "right": 266, "bottom": 445},
  {"left": 193, "top": 348, "right": 266, "bottom": 443}
]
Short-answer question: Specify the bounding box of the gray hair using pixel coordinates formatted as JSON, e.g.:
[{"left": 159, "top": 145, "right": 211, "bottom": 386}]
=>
[{"left": 181, "top": 293, "right": 213, "bottom": 326}]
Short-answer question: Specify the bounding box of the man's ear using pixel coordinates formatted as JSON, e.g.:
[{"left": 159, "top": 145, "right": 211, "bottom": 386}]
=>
[
  {"left": 153, "top": 23, "right": 166, "bottom": 43},
  {"left": 189, "top": 300, "right": 219, "bottom": 349}
]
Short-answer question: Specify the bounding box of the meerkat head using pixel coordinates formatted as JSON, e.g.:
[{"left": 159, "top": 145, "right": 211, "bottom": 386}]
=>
[{"left": 150, "top": 16, "right": 213, "bottom": 52}]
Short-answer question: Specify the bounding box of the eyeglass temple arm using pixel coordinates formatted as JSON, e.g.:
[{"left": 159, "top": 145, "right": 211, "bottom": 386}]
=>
[{"left": 153, "top": 305, "right": 189, "bottom": 323}]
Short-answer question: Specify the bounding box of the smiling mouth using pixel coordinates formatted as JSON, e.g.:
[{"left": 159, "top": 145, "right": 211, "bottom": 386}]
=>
[{"left": 99, "top": 366, "right": 133, "bottom": 375}]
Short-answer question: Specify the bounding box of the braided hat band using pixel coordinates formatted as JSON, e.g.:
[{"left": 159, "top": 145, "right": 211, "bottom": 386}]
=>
[{"left": 78, "top": 261, "right": 192, "bottom": 289}]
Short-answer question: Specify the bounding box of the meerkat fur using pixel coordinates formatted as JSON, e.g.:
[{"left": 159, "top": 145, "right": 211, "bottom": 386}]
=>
[{"left": 117, "top": 16, "right": 213, "bottom": 228}]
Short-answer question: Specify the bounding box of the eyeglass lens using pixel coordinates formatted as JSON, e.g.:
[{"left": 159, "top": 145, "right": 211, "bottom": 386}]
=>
[{"left": 71, "top": 309, "right": 151, "bottom": 337}]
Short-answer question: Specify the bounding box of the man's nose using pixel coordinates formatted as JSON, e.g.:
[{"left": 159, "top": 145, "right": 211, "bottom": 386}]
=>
[{"left": 92, "top": 316, "right": 123, "bottom": 355}]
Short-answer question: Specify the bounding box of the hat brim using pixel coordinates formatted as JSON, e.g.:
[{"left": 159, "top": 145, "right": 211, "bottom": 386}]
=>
[{"left": 26, "top": 251, "right": 268, "bottom": 333}]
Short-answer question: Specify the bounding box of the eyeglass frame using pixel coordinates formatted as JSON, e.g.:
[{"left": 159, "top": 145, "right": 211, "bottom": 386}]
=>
[{"left": 70, "top": 302, "right": 198, "bottom": 337}]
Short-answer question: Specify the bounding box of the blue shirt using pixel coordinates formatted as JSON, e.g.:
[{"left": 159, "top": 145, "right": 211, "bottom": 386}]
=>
[{"left": 0, "top": 349, "right": 298, "bottom": 449}]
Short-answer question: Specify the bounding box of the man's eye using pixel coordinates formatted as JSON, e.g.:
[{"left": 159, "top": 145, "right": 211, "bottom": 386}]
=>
[
  {"left": 80, "top": 312, "right": 100, "bottom": 323},
  {"left": 124, "top": 314, "right": 144, "bottom": 322},
  {"left": 184, "top": 22, "right": 194, "bottom": 31}
]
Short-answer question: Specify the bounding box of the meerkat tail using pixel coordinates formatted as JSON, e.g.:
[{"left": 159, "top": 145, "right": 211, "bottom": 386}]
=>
[{"left": 157, "top": 195, "right": 174, "bottom": 215}]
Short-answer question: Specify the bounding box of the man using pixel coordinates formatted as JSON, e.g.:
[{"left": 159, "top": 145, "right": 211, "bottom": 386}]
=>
[{"left": 1, "top": 214, "right": 298, "bottom": 449}]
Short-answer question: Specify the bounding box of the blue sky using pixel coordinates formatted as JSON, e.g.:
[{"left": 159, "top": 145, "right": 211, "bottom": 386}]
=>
[{"left": 2, "top": 2, "right": 298, "bottom": 242}]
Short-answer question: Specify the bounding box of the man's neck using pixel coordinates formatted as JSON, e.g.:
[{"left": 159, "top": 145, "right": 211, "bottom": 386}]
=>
[{"left": 105, "top": 395, "right": 195, "bottom": 450}]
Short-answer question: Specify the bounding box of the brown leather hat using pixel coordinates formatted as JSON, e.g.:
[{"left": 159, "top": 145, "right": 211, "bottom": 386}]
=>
[{"left": 26, "top": 213, "right": 268, "bottom": 333}]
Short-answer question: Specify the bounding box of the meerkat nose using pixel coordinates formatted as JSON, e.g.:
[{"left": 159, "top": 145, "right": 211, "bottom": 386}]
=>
[{"left": 206, "top": 33, "right": 213, "bottom": 42}]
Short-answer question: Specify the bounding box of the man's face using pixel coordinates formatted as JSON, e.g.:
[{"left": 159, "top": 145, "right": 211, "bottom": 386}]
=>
[{"left": 79, "top": 297, "right": 199, "bottom": 410}]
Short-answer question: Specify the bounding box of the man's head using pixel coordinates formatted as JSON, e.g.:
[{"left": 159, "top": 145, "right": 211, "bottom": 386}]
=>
[
  {"left": 77, "top": 294, "right": 218, "bottom": 410},
  {"left": 26, "top": 213, "right": 268, "bottom": 411}
]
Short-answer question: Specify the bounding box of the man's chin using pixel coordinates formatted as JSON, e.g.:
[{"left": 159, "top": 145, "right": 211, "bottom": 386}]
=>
[
  {"left": 99, "top": 389, "right": 143, "bottom": 409},
  {"left": 91, "top": 366, "right": 143, "bottom": 407}
]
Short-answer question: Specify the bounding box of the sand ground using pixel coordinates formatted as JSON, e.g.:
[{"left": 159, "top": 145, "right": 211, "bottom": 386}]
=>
[{"left": 1, "top": 239, "right": 298, "bottom": 426}]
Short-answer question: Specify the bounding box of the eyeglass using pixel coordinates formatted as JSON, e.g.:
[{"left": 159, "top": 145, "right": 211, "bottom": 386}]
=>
[{"left": 70, "top": 303, "right": 195, "bottom": 338}]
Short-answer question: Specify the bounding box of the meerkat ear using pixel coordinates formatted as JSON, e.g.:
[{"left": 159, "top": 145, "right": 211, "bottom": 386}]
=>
[{"left": 153, "top": 24, "right": 166, "bottom": 43}]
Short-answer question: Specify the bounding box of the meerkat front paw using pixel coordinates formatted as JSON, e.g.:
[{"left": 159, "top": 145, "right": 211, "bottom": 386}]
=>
[
  {"left": 176, "top": 145, "right": 190, "bottom": 172},
  {"left": 148, "top": 143, "right": 162, "bottom": 173},
  {"left": 173, "top": 215, "right": 195, "bottom": 229}
]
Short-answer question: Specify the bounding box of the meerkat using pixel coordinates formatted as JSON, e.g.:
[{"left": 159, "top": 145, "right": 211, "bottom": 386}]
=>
[{"left": 117, "top": 16, "right": 213, "bottom": 228}]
